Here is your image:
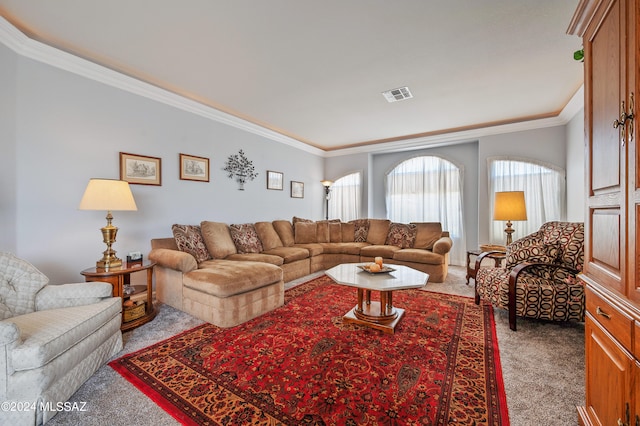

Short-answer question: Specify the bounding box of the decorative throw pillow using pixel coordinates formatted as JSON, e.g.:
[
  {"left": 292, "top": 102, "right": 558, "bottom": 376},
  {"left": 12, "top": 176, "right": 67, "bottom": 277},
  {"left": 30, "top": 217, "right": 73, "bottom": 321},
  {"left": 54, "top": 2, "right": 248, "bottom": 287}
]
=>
[
  {"left": 229, "top": 223, "right": 264, "bottom": 254},
  {"left": 506, "top": 232, "right": 558, "bottom": 270},
  {"left": 385, "top": 223, "right": 417, "bottom": 248},
  {"left": 349, "top": 219, "right": 370, "bottom": 243},
  {"left": 172, "top": 224, "right": 211, "bottom": 262}
]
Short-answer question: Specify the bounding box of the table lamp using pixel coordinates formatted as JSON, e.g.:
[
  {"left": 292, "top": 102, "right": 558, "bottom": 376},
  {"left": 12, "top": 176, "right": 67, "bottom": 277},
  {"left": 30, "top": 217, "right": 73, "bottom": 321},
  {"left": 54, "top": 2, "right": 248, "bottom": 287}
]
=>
[
  {"left": 79, "top": 178, "right": 138, "bottom": 269},
  {"left": 493, "top": 191, "right": 527, "bottom": 245},
  {"left": 321, "top": 180, "right": 333, "bottom": 220}
]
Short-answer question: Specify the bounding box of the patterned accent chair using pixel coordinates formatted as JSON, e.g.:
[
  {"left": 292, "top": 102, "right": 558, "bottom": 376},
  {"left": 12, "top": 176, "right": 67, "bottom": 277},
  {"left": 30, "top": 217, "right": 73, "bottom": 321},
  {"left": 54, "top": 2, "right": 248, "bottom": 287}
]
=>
[
  {"left": 474, "top": 222, "right": 585, "bottom": 331},
  {"left": 0, "top": 252, "right": 123, "bottom": 425}
]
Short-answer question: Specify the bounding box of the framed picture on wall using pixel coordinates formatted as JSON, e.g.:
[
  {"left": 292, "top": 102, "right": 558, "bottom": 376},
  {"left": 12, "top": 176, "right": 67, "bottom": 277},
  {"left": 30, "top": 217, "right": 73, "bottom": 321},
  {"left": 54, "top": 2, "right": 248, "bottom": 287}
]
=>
[
  {"left": 267, "top": 170, "right": 284, "bottom": 190},
  {"left": 291, "top": 181, "right": 304, "bottom": 198},
  {"left": 180, "top": 153, "right": 209, "bottom": 182},
  {"left": 119, "top": 152, "right": 162, "bottom": 186}
]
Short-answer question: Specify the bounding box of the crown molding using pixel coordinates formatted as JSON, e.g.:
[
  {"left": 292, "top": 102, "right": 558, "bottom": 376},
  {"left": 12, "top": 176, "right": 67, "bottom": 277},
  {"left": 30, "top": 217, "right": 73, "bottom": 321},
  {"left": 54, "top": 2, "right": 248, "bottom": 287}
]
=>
[
  {"left": 325, "top": 85, "right": 585, "bottom": 157},
  {"left": 1, "top": 17, "right": 584, "bottom": 159},
  {"left": 0, "top": 17, "right": 325, "bottom": 157}
]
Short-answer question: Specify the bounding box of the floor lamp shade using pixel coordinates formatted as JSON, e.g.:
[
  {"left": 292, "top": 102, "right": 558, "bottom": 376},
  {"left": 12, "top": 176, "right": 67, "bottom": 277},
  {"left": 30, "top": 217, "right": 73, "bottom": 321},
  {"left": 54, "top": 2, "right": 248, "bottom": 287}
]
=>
[
  {"left": 493, "top": 191, "right": 527, "bottom": 245},
  {"left": 79, "top": 179, "right": 137, "bottom": 269}
]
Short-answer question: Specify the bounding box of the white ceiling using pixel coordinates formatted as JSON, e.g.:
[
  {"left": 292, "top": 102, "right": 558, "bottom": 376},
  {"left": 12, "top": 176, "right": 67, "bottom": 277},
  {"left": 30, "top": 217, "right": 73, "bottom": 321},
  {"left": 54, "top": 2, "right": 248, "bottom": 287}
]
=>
[{"left": 0, "top": 0, "right": 583, "bottom": 151}]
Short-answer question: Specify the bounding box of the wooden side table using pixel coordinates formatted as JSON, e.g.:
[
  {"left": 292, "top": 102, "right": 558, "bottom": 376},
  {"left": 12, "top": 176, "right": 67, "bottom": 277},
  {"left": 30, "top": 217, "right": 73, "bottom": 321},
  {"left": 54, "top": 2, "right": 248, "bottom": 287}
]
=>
[
  {"left": 81, "top": 260, "right": 157, "bottom": 331},
  {"left": 466, "top": 249, "right": 505, "bottom": 285}
]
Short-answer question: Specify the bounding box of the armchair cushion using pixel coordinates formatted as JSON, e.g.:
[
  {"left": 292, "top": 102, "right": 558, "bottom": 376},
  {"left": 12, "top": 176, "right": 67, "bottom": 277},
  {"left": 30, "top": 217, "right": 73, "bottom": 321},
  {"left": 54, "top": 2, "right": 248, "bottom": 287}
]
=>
[
  {"left": 8, "top": 297, "right": 121, "bottom": 371},
  {"left": 505, "top": 232, "right": 558, "bottom": 269},
  {"left": 35, "top": 282, "right": 113, "bottom": 311},
  {"left": 0, "top": 253, "right": 50, "bottom": 319}
]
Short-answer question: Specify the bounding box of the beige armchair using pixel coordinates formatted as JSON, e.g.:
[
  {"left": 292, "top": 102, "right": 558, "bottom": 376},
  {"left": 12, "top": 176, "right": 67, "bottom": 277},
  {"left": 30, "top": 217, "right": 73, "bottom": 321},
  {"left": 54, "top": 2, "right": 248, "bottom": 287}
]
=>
[{"left": 0, "top": 252, "right": 122, "bottom": 425}]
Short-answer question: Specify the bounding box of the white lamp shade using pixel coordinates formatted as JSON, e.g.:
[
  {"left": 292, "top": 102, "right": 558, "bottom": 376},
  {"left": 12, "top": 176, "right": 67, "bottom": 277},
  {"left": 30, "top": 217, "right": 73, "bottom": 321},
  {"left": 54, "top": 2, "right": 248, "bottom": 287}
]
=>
[
  {"left": 493, "top": 191, "right": 527, "bottom": 221},
  {"left": 78, "top": 179, "right": 138, "bottom": 211}
]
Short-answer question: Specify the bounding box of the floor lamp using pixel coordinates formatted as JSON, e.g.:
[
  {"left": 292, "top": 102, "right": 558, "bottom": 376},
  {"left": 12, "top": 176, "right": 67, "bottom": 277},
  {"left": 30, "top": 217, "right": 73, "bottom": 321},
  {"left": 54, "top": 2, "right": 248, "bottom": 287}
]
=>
[
  {"left": 493, "top": 191, "right": 527, "bottom": 246},
  {"left": 321, "top": 180, "right": 333, "bottom": 220}
]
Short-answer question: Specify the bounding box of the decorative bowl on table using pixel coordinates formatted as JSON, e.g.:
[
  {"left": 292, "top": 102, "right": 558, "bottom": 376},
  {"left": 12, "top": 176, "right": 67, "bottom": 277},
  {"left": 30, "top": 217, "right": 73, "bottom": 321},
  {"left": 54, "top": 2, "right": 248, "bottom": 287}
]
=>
[{"left": 358, "top": 264, "right": 396, "bottom": 274}]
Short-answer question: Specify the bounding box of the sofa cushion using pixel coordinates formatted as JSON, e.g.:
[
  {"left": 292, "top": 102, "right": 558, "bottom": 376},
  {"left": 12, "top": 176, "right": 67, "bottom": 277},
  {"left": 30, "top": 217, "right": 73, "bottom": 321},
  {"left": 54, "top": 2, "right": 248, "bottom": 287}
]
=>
[
  {"left": 329, "top": 223, "right": 342, "bottom": 242},
  {"left": 292, "top": 216, "right": 313, "bottom": 224},
  {"left": 316, "top": 221, "right": 330, "bottom": 243},
  {"left": 341, "top": 222, "right": 356, "bottom": 242},
  {"left": 366, "top": 219, "right": 391, "bottom": 245},
  {"left": 360, "top": 244, "right": 401, "bottom": 258},
  {"left": 229, "top": 223, "right": 264, "bottom": 254},
  {"left": 393, "top": 248, "right": 445, "bottom": 265},
  {"left": 201, "top": 221, "right": 238, "bottom": 259},
  {"left": 262, "top": 247, "right": 309, "bottom": 264},
  {"left": 412, "top": 222, "right": 443, "bottom": 250},
  {"left": 224, "top": 253, "right": 284, "bottom": 266},
  {"left": 254, "top": 222, "right": 284, "bottom": 251},
  {"left": 385, "top": 223, "right": 417, "bottom": 248},
  {"left": 273, "top": 220, "right": 295, "bottom": 247},
  {"left": 183, "top": 260, "right": 283, "bottom": 298},
  {"left": 320, "top": 242, "right": 369, "bottom": 255},
  {"left": 172, "top": 224, "right": 211, "bottom": 263},
  {"left": 9, "top": 297, "right": 121, "bottom": 371},
  {"left": 349, "top": 219, "right": 369, "bottom": 242},
  {"left": 293, "top": 243, "right": 324, "bottom": 257},
  {"left": 294, "top": 222, "right": 317, "bottom": 244},
  {"left": 0, "top": 253, "right": 50, "bottom": 319}
]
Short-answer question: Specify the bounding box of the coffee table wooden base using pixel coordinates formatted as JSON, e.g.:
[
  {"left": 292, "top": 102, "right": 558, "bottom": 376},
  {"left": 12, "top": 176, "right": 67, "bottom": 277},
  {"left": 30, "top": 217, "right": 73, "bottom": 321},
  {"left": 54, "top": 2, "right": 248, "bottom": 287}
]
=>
[
  {"left": 342, "top": 288, "right": 405, "bottom": 334},
  {"left": 343, "top": 305, "right": 405, "bottom": 334}
]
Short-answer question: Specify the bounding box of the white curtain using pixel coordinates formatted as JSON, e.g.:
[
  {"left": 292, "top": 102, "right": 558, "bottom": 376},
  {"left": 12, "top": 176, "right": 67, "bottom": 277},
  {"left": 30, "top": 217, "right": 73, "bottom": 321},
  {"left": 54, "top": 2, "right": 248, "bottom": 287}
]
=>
[
  {"left": 385, "top": 156, "right": 465, "bottom": 265},
  {"left": 328, "top": 172, "right": 361, "bottom": 221},
  {"left": 488, "top": 157, "right": 565, "bottom": 245}
]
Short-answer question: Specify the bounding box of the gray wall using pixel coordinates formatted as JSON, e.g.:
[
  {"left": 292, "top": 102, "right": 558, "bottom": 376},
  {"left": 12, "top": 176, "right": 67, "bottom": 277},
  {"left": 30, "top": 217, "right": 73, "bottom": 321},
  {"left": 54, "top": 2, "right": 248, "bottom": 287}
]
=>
[
  {"left": 566, "top": 108, "right": 585, "bottom": 221},
  {"left": 4, "top": 47, "right": 324, "bottom": 284},
  {"left": 0, "top": 43, "right": 17, "bottom": 253}
]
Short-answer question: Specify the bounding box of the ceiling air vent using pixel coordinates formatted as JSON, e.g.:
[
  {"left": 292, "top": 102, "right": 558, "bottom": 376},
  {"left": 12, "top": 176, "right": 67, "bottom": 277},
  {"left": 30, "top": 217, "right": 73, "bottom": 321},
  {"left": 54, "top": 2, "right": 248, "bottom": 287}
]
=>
[{"left": 382, "top": 86, "right": 413, "bottom": 103}]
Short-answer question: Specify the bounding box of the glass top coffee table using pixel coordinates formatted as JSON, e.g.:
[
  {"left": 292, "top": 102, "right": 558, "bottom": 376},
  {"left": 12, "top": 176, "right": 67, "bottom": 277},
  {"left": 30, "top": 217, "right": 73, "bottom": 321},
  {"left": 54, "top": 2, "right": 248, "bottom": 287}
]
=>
[{"left": 325, "top": 263, "right": 429, "bottom": 334}]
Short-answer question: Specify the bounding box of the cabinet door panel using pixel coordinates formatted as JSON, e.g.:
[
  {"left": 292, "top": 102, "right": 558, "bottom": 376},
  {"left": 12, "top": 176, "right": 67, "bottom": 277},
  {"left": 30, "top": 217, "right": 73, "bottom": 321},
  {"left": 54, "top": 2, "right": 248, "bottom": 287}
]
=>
[{"left": 585, "top": 314, "right": 633, "bottom": 426}]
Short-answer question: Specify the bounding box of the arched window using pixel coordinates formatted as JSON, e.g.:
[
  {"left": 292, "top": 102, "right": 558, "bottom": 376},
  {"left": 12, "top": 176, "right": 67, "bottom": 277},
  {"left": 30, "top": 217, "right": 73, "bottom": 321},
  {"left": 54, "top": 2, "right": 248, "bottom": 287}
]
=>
[
  {"left": 488, "top": 157, "right": 565, "bottom": 244},
  {"left": 328, "top": 172, "right": 362, "bottom": 222},
  {"left": 385, "top": 156, "right": 465, "bottom": 265}
]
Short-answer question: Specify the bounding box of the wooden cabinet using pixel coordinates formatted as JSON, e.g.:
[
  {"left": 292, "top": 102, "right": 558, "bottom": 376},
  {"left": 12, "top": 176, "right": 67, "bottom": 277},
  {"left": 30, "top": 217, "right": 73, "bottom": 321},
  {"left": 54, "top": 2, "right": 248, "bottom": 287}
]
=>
[{"left": 569, "top": 0, "right": 639, "bottom": 424}]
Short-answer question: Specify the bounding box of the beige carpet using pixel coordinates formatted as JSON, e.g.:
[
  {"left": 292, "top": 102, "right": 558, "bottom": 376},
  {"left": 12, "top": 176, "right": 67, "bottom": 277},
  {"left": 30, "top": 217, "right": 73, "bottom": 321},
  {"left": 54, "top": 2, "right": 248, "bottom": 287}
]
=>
[{"left": 48, "top": 266, "right": 584, "bottom": 425}]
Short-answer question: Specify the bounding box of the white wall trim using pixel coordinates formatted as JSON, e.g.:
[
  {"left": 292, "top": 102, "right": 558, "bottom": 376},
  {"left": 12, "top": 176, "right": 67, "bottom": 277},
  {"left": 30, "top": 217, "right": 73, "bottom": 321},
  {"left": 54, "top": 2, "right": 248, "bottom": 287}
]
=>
[
  {"left": 0, "top": 17, "right": 325, "bottom": 157},
  {"left": 1, "top": 17, "right": 584, "bottom": 159},
  {"left": 326, "top": 86, "right": 585, "bottom": 157}
]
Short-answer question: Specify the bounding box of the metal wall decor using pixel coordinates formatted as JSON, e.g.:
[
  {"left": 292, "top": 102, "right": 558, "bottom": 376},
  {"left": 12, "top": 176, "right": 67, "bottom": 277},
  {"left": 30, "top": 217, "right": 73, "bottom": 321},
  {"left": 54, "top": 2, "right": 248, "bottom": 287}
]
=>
[{"left": 223, "top": 149, "right": 258, "bottom": 190}]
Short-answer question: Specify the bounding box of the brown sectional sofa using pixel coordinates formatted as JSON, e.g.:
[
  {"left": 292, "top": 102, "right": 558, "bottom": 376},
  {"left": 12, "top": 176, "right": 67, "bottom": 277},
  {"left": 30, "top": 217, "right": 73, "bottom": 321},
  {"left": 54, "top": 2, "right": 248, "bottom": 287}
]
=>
[{"left": 149, "top": 218, "right": 452, "bottom": 327}]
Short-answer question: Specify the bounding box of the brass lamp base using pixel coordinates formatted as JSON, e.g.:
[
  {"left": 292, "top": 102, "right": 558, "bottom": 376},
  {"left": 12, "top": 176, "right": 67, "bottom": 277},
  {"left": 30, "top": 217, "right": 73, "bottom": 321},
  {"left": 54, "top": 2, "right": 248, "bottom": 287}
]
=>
[
  {"left": 504, "top": 220, "right": 515, "bottom": 246},
  {"left": 97, "top": 211, "right": 122, "bottom": 270}
]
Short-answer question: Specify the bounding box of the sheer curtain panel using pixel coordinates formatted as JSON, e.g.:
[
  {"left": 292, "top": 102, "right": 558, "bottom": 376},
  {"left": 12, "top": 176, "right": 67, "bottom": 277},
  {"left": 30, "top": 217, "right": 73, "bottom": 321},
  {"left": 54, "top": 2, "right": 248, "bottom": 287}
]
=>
[
  {"left": 385, "top": 156, "right": 465, "bottom": 265},
  {"left": 328, "top": 172, "right": 361, "bottom": 222}
]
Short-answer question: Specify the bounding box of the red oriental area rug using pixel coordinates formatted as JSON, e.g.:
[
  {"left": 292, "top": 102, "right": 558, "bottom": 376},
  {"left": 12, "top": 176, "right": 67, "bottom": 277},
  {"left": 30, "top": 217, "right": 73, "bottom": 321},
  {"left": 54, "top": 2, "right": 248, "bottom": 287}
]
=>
[{"left": 110, "top": 275, "right": 509, "bottom": 425}]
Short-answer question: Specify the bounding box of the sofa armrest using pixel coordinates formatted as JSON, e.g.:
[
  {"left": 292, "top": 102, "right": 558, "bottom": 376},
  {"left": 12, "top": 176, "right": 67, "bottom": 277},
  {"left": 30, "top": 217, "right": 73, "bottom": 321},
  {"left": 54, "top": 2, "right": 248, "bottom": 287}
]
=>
[
  {"left": 149, "top": 248, "right": 197, "bottom": 273},
  {"left": 35, "top": 282, "right": 115, "bottom": 311},
  {"left": 432, "top": 236, "right": 453, "bottom": 255}
]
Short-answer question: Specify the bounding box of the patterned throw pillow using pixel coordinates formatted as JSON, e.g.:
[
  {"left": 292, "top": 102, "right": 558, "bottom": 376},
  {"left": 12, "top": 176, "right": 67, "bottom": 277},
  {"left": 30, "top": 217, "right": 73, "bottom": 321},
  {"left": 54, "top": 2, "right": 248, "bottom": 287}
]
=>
[
  {"left": 349, "top": 219, "right": 370, "bottom": 243},
  {"left": 385, "top": 223, "right": 417, "bottom": 248},
  {"left": 230, "top": 223, "right": 264, "bottom": 253},
  {"left": 506, "top": 232, "right": 558, "bottom": 270},
  {"left": 172, "top": 224, "right": 211, "bottom": 263}
]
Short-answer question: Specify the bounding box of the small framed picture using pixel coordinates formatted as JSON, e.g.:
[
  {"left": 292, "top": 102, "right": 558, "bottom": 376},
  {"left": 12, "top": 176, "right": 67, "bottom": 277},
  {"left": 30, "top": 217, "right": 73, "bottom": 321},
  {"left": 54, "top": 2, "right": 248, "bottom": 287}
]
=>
[
  {"left": 291, "top": 181, "right": 304, "bottom": 198},
  {"left": 180, "top": 153, "right": 210, "bottom": 182},
  {"left": 120, "top": 152, "right": 161, "bottom": 186},
  {"left": 267, "top": 170, "right": 284, "bottom": 190}
]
